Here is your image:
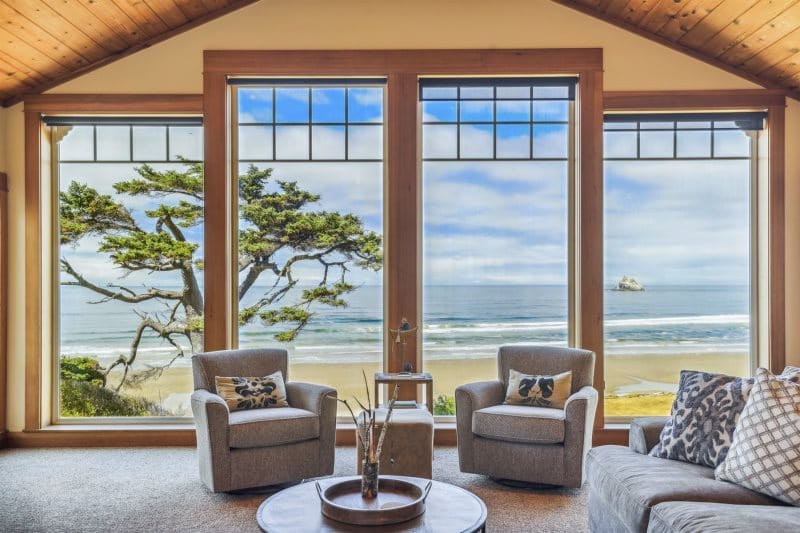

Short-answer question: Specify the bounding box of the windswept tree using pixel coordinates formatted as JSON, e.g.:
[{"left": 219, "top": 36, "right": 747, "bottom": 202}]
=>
[{"left": 60, "top": 162, "right": 382, "bottom": 389}]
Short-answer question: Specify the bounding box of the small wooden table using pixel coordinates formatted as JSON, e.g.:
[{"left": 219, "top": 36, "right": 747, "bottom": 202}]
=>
[
  {"left": 256, "top": 476, "right": 487, "bottom": 532},
  {"left": 374, "top": 372, "right": 434, "bottom": 414}
]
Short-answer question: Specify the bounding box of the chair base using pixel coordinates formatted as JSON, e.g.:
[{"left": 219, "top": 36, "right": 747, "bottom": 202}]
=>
[
  {"left": 226, "top": 480, "right": 301, "bottom": 495},
  {"left": 490, "top": 477, "right": 563, "bottom": 490}
]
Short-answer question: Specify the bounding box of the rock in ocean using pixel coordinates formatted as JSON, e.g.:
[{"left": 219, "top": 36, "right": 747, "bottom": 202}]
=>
[{"left": 613, "top": 276, "right": 644, "bottom": 291}]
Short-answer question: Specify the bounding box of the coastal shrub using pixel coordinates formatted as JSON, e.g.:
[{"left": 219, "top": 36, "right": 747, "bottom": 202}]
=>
[
  {"left": 60, "top": 356, "right": 105, "bottom": 385},
  {"left": 59, "top": 355, "right": 159, "bottom": 417},
  {"left": 433, "top": 394, "right": 456, "bottom": 415}
]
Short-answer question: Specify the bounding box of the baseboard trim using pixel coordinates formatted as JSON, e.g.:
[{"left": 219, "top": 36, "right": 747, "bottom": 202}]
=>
[
  {"left": 6, "top": 426, "right": 628, "bottom": 448},
  {"left": 8, "top": 428, "right": 197, "bottom": 447},
  {"left": 0, "top": 430, "right": 7, "bottom": 448}
]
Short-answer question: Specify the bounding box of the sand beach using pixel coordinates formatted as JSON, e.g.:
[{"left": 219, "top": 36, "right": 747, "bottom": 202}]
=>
[{"left": 109, "top": 350, "right": 749, "bottom": 418}]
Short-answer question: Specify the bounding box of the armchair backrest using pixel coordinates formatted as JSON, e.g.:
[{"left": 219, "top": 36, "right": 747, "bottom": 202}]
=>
[
  {"left": 191, "top": 348, "right": 289, "bottom": 394},
  {"left": 497, "top": 345, "right": 595, "bottom": 394}
]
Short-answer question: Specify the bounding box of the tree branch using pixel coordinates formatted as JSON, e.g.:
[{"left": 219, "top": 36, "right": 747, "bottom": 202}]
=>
[{"left": 60, "top": 258, "right": 183, "bottom": 303}]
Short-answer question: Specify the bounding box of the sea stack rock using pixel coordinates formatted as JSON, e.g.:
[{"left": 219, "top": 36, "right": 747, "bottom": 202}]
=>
[{"left": 614, "top": 276, "right": 644, "bottom": 291}]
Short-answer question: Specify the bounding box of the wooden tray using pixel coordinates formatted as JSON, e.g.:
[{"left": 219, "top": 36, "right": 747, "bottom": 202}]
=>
[{"left": 315, "top": 477, "right": 432, "bottom": 526}]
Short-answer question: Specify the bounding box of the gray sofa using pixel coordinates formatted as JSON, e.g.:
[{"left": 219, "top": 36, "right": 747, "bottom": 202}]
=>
[{"left": 587, "top": 417, "right": 797, "bottom": 532}]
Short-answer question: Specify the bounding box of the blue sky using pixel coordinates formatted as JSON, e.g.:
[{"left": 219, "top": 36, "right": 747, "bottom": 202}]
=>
[{"left": 58, "top": 86, "right": 753, "bottom": 292}]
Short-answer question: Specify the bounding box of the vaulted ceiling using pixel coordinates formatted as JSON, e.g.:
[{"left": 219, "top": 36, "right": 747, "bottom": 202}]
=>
[
  {"left": 0, "top": 1, "right": 258, "bottom": 106},
  {"left": 1, "top": 0, "right": 799, "bottom": 107},
  {"left": 555, "top": 0, "right": 800, "bottom": 99}
]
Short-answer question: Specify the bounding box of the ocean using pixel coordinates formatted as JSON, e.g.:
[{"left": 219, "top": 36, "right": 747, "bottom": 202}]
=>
[{"left": 59, "top": 284, "right": 749, "bottom": 370}]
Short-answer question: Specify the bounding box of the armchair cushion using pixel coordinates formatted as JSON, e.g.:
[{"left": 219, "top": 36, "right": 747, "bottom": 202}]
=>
[
  {"left": 504, "top": 369, "right": 572, "bottom": 408},
  {"left": 472, "top": 404, "right": 565, "bottom": 444},
  {"left": 215, "top": 371, "right": 289, "bottom": 411},
  {"left": 228, "top": 406, "right": 318, "bottom": 449}
]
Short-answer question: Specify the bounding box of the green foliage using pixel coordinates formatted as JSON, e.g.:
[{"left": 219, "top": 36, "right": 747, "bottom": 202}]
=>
[
  {"left": 60, "top": 380, "right": 158, "bottom": 417},
  {"left": 59, "top": 356, "right": 159, "bottom": 417},
  {"left": 433, "top": 394, "right": 456, "bottom": 416},
  {"left": 59, "top": 356, "right": 105, "bottom": 386}
]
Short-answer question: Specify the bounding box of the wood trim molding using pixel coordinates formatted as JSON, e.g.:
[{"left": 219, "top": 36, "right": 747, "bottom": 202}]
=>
[
  {"left": 579, "top": 70, "right": 605, "bottom": 428},
  {"left": 24, "top": 111, "right": 42, "bottom": 431},
  {"left": 23, "top": 95, "right": 204, "bottom": 431},
  {"left": 602, "top": 90, "right": 787, "bottom": 377},
  {"left": 0, "top": 172, "right": 7, "bottom": 441},
  {"left": 604, "top": 90, "right": 787, "bottom": 111},
  {"left": 8, "top": 428, "right": 197, "bottom": 447},
  {"left": 204, "top": 49, "right": 604, "bottom": 75},
  {"left": 23, "top": 94, "right": 203, "bottom": 114},
  {"left": 205, "top": 49, "right": 605, "bottom": 411},
  {"left": 7, "top": 425, "right": 627, "bottom": 448},
  {"left": 385, "top": 72, "right": 419, "bottom": 389},
  {"left": 767, "top": 104, "right": 786, "bottom": 372},
  {"left": 202, "top": 74, "right": 230, "bottom": 352}
]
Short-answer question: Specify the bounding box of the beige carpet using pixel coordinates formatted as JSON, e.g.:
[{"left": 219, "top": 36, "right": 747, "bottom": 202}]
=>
[{"left": 0, "top": 446, "right": 588, "bottom": 532}]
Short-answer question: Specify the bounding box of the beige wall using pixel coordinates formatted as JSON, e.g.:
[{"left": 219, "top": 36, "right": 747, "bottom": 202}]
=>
[{"left": 4, "top": 0, "right": 796, "bottom": 430}]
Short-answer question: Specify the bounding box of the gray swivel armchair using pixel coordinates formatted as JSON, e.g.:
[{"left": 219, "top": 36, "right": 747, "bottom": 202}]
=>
[
  {"left": 455, "top": 345, "right": 597, "bottom": 488},
  {"left": 190, "top": 348, "right": 337, "bottom": 492}
]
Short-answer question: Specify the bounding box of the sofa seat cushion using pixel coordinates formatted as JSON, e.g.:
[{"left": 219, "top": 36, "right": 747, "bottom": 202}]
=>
[
  {"left": 228, "top": 407, "right": 318, "bottom": 449},
  {"left": 472, "top": 404, "right": 565, "bottom": 444},
  {"left": 648, "top": 502, "right": 797, "bottom": 533},
  {"left": 587, "top": 446, "right": 781, "bottom": 533}
]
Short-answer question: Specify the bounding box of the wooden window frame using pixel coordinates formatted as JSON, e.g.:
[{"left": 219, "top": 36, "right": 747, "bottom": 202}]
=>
[
  {"left": 204, "top": 49, "right": 605, "bottom": 427},
  {"left": 17, "top": 69, "right": 785, "bottom": 450},
  {"left": 602, "top": 90, "right": 787, "bottom": 422},
  {"left": 0, "top": 172, "right": 7, "bottom": 446},
  {"left": 22, "top": 95, "right": 203, "bottom": 437}
]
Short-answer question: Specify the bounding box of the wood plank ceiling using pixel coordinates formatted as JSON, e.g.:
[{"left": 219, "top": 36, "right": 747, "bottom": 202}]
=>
[
  {"left": 1, "top": 0, "right": 799, "bottom": 106},
  {"left": 0, "top": 0, "right": 258, "bottom": 107},
  {"left": 554, "top": 0, "right": 800, "bottom": 99}
]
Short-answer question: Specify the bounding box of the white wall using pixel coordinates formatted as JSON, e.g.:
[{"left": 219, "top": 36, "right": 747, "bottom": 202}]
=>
[{"left": 6, "top": 0, "right": 796, "bottom": 431}]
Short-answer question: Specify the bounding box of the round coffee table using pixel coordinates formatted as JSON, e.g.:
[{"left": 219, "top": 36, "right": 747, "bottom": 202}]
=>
[{"left": 256, "top": 475, "right": 487, "bottom": 532}]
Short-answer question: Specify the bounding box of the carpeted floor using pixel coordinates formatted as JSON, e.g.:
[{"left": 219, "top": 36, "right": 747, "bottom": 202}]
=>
[{"left": 0, "top": 446, "right": 588, "bottom": 532}]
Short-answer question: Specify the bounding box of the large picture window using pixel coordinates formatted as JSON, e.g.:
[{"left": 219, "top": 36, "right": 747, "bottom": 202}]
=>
[
  {"left": 421, "top": 78, "right": 575, "bottom": 415},
  {"left": 52, "top": 118, "right": 204, "bottom": 419},
  {"left": 233, "top": 81, "right": 385, "bottom": 413},
  {"left": 603, "top": 113, "right": 762, "bottom": 418}
]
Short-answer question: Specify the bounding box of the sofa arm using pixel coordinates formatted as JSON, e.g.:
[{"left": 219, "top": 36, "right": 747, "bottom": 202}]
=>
[
  {"left": 286, "top": 382, "right": 337, "bottom": 416},
  {"left": 629, "top": 416, "right": 669, "bottom": 455},
  {"left": 190, "top": 389, "right": 231, "bottom": 492}
]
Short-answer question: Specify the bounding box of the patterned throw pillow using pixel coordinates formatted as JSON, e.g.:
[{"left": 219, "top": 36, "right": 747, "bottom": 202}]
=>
[
  {"left": 715, "top": 368, "right": 800, "bottom": 506},
  {"left": 649, "top": 370, "right": 755, "bottom": 468},
  {"left": 650, "top": 368, "right": 800, "bottom": 468},
  {"left": 504, "top": 369, "right": 572, "bottom": 409},
  {"left": 215, "top": 371, "right": 289, "bottom": 411}
]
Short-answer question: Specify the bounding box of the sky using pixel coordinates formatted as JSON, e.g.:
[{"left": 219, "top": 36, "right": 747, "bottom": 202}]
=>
[{"left": 57, "top": 83, "right": 753, "bottom": 298}]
